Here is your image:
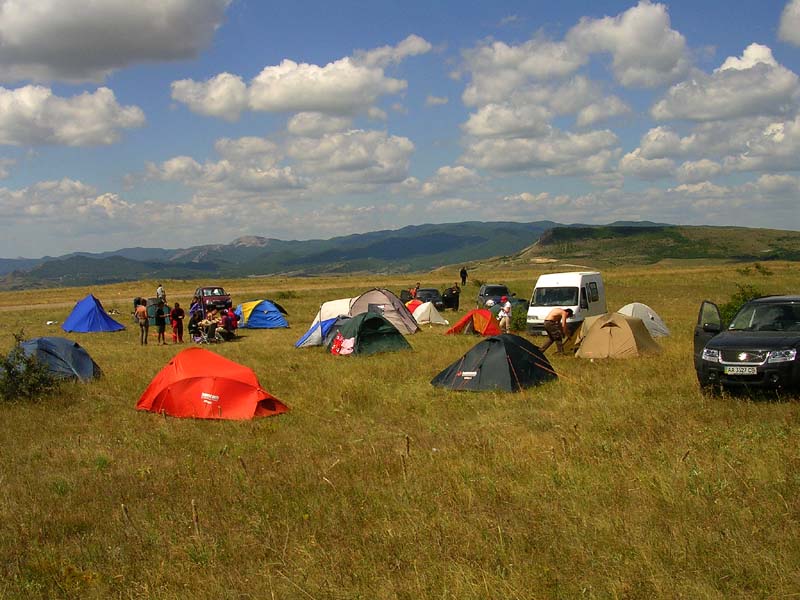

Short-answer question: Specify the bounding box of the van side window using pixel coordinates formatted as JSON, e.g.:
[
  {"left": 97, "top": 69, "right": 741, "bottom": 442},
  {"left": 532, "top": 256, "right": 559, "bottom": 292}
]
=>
[
  {"left": 579, "top": 288, "right": 589, "bottom": 309},
  {"left": 588, "top": 282, "right": 599, "bottom": 302}
]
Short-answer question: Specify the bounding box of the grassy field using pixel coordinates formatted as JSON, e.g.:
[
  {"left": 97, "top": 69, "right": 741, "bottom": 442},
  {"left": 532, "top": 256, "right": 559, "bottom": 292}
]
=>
[{"left": 1, "top": 261, "right": 799, "bottom": 599}]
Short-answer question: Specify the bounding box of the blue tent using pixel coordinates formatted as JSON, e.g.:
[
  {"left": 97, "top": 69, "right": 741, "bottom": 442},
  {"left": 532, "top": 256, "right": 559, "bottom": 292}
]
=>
[
  {"left": 234, "top": 300, "right": 289, "bottom": 329},
  {"left": 295, "top": 317, "right": 338, "bottom": 348},
  {"left": 62, "top": 294, "right": 125, "bottom": 333},
  {"left": 18, "top": 336, "right": 102, "bottom": 381}
]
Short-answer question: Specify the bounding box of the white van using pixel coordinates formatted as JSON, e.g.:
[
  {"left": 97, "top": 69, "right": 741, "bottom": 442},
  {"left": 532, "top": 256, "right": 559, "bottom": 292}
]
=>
[{"left": 526, "top": 271, "right": 607, "bottom": 336}]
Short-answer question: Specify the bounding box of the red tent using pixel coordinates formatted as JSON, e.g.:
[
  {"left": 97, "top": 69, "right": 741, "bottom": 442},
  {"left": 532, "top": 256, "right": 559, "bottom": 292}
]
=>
[
  {"left": 405, "top": 298, "right": 423, "bottom": 313},
  {"left": 445, "top": 309, "right": 502, "bottom": 336},
  {"left": 136, "top": 347, "right": 288, "bottom": 420}
]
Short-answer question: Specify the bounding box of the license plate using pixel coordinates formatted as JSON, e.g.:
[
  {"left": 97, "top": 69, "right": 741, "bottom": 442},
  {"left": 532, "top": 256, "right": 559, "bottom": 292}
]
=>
[{"left": 724, "top": 366, "right": 757, "bottom": 375}]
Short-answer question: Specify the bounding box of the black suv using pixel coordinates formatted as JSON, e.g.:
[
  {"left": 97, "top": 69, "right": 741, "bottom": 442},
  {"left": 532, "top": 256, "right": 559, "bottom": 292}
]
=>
[
  {"left": 694, "top": 295, "right": 800, "bottom": 392},
  {"left": 415, "top": 288, "right": 445, "bottom": 311}
]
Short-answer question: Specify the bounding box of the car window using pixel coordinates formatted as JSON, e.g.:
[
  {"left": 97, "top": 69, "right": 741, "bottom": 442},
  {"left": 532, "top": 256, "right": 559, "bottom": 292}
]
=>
[{"left": 484, "top": 286, "right": 508, "bottom": 296}]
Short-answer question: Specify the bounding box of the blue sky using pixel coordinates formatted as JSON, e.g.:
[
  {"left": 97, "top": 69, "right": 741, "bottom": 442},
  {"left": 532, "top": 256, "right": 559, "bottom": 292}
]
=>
[{"left": 1, "top": 0, "right": 800, "bottom": 258}]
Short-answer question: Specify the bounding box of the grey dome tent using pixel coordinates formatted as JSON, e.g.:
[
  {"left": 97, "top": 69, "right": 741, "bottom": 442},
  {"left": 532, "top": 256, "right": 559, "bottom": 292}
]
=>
[
  {"left": 17, "top": 336, "right": 102, "bottom": 381},
  {"left": 431, "top": 334, "right": 556, "bottom": 392},
  {"left": 617, "top": 302, "right": 670, "bottom": 337}
]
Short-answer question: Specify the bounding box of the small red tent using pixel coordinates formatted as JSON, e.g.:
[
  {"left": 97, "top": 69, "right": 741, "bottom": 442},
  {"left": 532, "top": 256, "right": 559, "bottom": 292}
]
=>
[
  {"left": 405, "top": 298, "right": 423, "bottom": 314},
  {"left": 445, "top": 309, "right": 502, "bottom": 336},
  {"left": 136, "top": 347, "right": 288, "bottom": 420}
]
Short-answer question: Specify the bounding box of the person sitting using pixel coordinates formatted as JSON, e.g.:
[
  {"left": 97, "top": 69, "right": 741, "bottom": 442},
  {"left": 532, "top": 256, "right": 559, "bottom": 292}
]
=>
[
  {"left": 215, "top": 308, "right": 238, "bottom": 341},
  {"left": 187, "top": 311, "right": 205, "bottom": 342}
]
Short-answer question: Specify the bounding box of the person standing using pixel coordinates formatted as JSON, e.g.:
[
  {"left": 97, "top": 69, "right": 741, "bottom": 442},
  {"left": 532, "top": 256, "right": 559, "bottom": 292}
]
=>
[
  {"left": 541, "top": 307, "right": 573, "bottom": 354},
  {"left": 452, "top": 282, "right": 461, "bottom": 310},
  {"left": 460, "top": 266, "right": 468, "bottom": 286},
  {"left": 135, "top": 299, "right": 149, "bottom": 345},
  {"left": 155, "top": 300, "right": 168, "bottom": 345},
  {"left": 156, "top": 283, "right": 166, "bottom": 303},
  {"left": 170, "top": 301, "right": 185, "bottom": 343},
  {"left": 497, "top": 295, "right": 512, "bottom": 334}
]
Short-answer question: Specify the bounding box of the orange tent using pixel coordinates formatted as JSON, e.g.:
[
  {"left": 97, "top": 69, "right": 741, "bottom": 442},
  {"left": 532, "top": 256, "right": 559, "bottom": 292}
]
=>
[
  {"left": 136, "top": 347, "right": 288, "bottom": 420},
  {"left": 445, "top": 309, "right": 502, "bottom": 336}
]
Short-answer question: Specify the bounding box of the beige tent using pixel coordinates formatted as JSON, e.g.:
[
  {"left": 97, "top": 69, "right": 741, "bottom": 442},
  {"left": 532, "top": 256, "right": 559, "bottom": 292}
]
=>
[
  {"left": 618, "top": 302, "right": 670, "bottom": 337},
  {"left": 349, "top": 288, "right": 420, "bottom": 334},
  {"left": 412, "top": 301, "right": 449, "bottom": 326},
  {"left": 575, "top": 312, "right": 661, "bottom": 359}
]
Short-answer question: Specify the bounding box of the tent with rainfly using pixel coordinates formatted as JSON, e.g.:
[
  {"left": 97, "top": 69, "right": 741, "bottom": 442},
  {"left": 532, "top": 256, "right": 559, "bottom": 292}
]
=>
[
  {"left": 234, "top": 299, "right": 289, "bottom": 329},
  {"left": 431, "top": 334, "right": 556, "bottom": 392},
  {"left": 445, "top": 309, "right": 501, "bottom": 336},
  {"left": 575, "top": 312, "right": 661, "bottom": 359},
  {"left": 136, "top": 347, "right": 288, "bottom": 420},
  {"left": 295, "top": 297, "right": 354, "bottom": 348},
  {"left": 617, "top": 302, "right": 670, "bottom": 337},
  {"left": 17, "top": 336, "right": 102, "bottom": 381},
  {"left": 326, "top": 312, "right": 411, "bottom": 356},
  {"left": 349, "top": 288, "right": 419, "bottom": 335},
  {"left": 62, "top": 294, "right": 125, "bottom": 333}
]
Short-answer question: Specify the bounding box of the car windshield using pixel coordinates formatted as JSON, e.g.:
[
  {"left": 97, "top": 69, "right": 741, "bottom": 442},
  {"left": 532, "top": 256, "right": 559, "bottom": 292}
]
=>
[
  {"left": 729, "top": 303, "right": 800, "bottom": 331},
  {"left": 202, "top": 288, "right": 226, "bottom": 297},
  {"left": 417, "top": 289, "right": 439, "bottom": 297},
  {"left": 532, "top": 286, "right": 578, "bottom": 306},
  {"left": 483, "top": 286, "right": 508, "bottom": 297}
]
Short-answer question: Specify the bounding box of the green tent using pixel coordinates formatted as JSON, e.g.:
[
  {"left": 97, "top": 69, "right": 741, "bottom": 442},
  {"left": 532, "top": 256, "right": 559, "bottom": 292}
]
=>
[{"left": 326, "top": 312, "right": 411, "bottom": 356}]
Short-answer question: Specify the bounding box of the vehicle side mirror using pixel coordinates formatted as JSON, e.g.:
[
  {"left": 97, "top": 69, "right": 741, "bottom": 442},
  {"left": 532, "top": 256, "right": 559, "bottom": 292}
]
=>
[{"left": 702, "top": 322, "right": 721, "bottom": 334}]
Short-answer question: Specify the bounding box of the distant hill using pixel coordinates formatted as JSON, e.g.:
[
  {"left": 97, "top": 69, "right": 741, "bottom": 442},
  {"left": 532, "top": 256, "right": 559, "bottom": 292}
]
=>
[
  {"left": 1, "top": 221, "right": 798, "bottom": 290},
  {"left": 514, "top": 225, "right": 800, "bottom": 265}
]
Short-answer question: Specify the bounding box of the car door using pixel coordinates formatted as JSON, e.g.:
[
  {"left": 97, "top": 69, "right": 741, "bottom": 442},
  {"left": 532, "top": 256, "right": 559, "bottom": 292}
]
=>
[{"left": 693, "top": 300, "right": 722, "bottom": 370}]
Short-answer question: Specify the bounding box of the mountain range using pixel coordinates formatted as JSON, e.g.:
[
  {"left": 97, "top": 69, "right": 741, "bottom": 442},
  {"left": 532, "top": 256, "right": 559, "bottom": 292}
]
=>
[{"left": 1, "top": 220, "right": 798, "bottom": 290}]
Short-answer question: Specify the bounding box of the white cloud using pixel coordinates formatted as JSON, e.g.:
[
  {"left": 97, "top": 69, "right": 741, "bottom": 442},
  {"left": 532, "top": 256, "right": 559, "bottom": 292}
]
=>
[
  {"left": 779, "top": 0, "right": 800, "bottom": 46},
  {"left": 619, "top": 149, "right": 675, "bottom": 179},
  {"left": 0, "top": 0, "right": 231, "bottom": 83},
  {"left": 0, "top": 178, "right": 133, "bottom": 222},
  {"left": 0, "top": 85, "right": 144, "bottom": 146},
  {"left": 676, "top": 159, "right": 722, "bottom": 183},
  {"left": 724, "top": 116, "right": 800, "bottom": 172},
  {"left": 0, "top": 157, "right": 15, "bottom": 178},
  {"left": 462, "top": 129, "right": 618, "bottom": 173},
  {"left": 566, "top": 1, "right": 690, "bottom": 87},
  {"left": 638, "top": 126, "right": 695, "bottom": 158},
  {"left": 287, "top": 112, "right": 352, "bottom": 137},
  {"left": 576, "top": 96, "right": 630, "bottom": 127},
  {"left": 287, "top": 129, "right": 414, "bottom": 188},
  {"left": 172, "top": 36, "right": 430, "bottom": 120},
  {"left": 354, "top": 34, "right": 432, "bottom": 68},
  {"left": 652, "top": 45, "right": 799, "bottom": 121},
  {"left": 420, "top": 166, "right": 481, "bottom": 196},
  {"left": 462, "top": 103, "right": 552, "bottom": 138},
  {"left": 462, "top": 38, "right": 585, "bottom": 106},
  {"left": 170, "top": 73, "right": 247, "bottom": 121}
]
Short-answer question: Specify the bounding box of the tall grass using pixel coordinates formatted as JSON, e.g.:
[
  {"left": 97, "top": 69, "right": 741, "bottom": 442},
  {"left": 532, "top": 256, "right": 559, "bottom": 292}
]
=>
[{"left": 1, "top": 262, "right": 799, "bottom": 598}]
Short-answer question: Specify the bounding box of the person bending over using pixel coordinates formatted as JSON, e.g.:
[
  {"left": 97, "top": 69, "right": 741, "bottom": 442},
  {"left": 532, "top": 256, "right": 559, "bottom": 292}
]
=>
[{"left": 541, "top": 308, "right": 573, "bottom": 354}]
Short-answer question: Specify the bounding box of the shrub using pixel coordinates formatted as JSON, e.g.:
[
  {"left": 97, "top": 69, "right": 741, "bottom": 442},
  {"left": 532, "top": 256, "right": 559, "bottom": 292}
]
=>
[
  {"left": 719, "top": 283, "right": 764, "bottom": 325},
  {"left": 510, "top": 306, "right": 528, "bottom": 332},
  {"left": 0, "top": 332, "right": 57, "bottom": 402}
]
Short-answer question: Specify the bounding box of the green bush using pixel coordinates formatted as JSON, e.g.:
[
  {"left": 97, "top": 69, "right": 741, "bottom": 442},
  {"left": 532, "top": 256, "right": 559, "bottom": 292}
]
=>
[
  {"left": 0, "top": 332, "right": 57, "bottom": 402},
  {"left": 719, "top": 283, "right": 764, "bottom": 325},
  {"left": 510, "top": 305, "right": 528, "bottom": 332}
]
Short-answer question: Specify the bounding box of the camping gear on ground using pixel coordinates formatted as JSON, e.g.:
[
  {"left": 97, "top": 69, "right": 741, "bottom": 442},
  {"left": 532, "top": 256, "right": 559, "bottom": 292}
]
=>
[
  {"left": 62, "top": 294, "right": 125, "bottom": 333},
  {"left": 349, "top": 288, "right": 420, "bottom": 335},
  {"left": 431, "top": 334, "right": 556, "bottom": 392},
  {"left": 136, "top": 347, "right": 288, "bottom": 420},
  {"left": 445, "top": 309, "right": 502, "bottom": 336},
  {"left": 17, "top": 336, "right": 101, "bottom": 381},
  {"left": 412, "top": 301, "right": 449, "bottom": 326},
  {"left": 325, "top": 312, "right": 411, "bottom": 356},
  {"left": 575, "top": 312, "right": 661, "bottom": 359},
  {"left": 234, "top": 300, "right": 289, "bottom": 329},
  {"left": 618, "top": 302, "right": 670, "bottom": 337}
]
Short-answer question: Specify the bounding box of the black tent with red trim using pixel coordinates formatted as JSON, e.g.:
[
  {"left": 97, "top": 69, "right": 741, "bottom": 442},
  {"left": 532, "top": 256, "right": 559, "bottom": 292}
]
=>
[{"left": 431, "top": 334, "right": 557, "bottom": 392}]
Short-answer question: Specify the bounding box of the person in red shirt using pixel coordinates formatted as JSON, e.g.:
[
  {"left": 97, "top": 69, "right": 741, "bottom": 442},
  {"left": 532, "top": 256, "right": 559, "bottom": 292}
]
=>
[{"left": 170, "top": 302, "right": 185, "bottom": 343}]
